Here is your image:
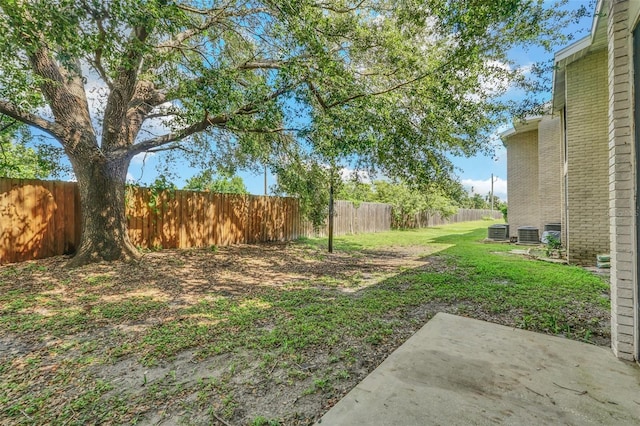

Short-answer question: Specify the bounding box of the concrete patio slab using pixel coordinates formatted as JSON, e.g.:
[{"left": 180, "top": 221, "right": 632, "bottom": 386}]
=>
[{"left": 316, "top": 313, "right": 640, "bottom": 425}]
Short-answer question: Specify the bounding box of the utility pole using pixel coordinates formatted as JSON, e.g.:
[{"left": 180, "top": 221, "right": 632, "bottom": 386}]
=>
[
  {"left": 264, "top": 166, "right": 267, "bottom": 196},
  {"left": 328, "top": 166, "right": 335, "bottom": 253},
  {"left": 491, "top": 173, "right": 493, "bottom": 213}
]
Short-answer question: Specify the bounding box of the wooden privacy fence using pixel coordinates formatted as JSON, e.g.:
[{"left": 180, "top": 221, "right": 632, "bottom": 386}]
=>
[
  {"left": 0, "top": 178, "right": 502, "bottom": 264},
  {"left": 125, "top": 186, "right": 301, "bottom": 250},
  {"left": 0, "top": 179, "right": 79, "bottom": 264},
  {"left": 395, "top": 208, "right": 503, "bottom": 229},
  {"left": 300, "top": 201, "right": 393, "bottom": 238},
  {"left": 0, "top": 178, "right": 301, "bottom": 264}
]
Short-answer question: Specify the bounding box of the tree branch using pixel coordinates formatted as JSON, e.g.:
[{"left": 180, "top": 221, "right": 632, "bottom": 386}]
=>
[
  {"left": 0, "top": 115, "right": 19, "bottom": 133},
  {"left": 238, "top": 60, "right": 283, "bottom": 70},
  {"left": 127, "top": 82, "right": 298, "bottom": 157},
  {"left": 90, "top": 16, "right": 113, "bottom": 90},
  {"left": 325, "top": 54, "right": 460, "bottom": 108},
  {"left": 147, "top": 144, "right": 199, "bottom": 154},
  {"left": 155, "top": 24, "right": 216, "bottom": 53},
  {"left": 223, "top": 126, "right": 300, "bottom": 133},
  {"left": 127, "top": 114, "right": 225, "bottom": 157},
  {"left": 0, "top": 101, "right": 63, "bottom": 138},
  {"left": 19, "top": 29, "right": 92, "bottom": 129},
  {"left": 102, "top": 23, "right": 152, "bottom": 149},
  {"left": 156, "top": 4, "right": 269, "bottom": 54},
  {"left": 143, "top": 111, "right": 178, "bottom": 121},
  {"left": 313, "top": 0, "right": 367, "bottom": 13},
  {"left": 2, "top": 6, "right": 96, "bottom": 150},
  {"left": 306, "top": 81, "right": 329, "bottom": 110}
]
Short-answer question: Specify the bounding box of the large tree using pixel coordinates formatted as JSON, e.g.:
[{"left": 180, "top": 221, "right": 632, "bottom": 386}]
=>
[{"left": 0, "top": 0, "right": 584, "bottom": 265}]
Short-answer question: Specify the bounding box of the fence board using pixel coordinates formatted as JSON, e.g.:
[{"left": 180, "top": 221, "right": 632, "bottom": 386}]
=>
[
  {"left": 63, "top": 182, "right": 75, "bottom": 254},
  {"left": 53, "top": 182, "right": 65, "bottom": 255},
  {"left": 43, "top": 180, "right": 56, "bottom": 258},
  {"left": 0, "top": 177, "right": 502, "bottom": 264}
]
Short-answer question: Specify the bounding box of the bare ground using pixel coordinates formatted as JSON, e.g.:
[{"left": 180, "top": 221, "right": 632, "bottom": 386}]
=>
[{"left": 0, "top": 242, "right": 610, "bottom": 425}]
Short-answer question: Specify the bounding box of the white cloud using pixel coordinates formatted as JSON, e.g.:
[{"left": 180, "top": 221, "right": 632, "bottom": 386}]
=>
[
  {"left": 518, "top": 63, "right": 534, "bottom": 77},
  {"left": 461, "top": 177, "right": 507, "bottom": 201},
  {"left": 339, "top": 167, "right": 372, "bottom": 183},
  {"left": 131, "top": 151, "right": 156, "bottom": 165},
  {"left": 464, "top": 60, "right": 514, "bottom": 103},
  {"left": 480, "top": 60, "right": 513, "bottom": 95}
]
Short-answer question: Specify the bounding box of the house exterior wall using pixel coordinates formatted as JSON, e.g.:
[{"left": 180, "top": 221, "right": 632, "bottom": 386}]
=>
[
  {"left": 564, "top": 49, "right": 610, "bottom": 265},
  {"left": 560, "top": 111, "right": 569, "bottom": 247},
  {"left": 537, "top": 115, "right": 563, "bottom": 232},
  {"left": 607, "top": 0, "right": 636, "bottom": 361},
  {"left": 505, "top": 130, "right": 539, "bottom": 238}
]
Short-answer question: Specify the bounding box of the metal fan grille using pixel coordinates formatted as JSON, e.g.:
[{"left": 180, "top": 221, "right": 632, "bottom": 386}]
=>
[{"left": 518, "top": 227, "right": 539, "bottom": 244}]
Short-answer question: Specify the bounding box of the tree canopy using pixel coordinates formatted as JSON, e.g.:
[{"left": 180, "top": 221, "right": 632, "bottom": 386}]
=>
[
  {"left": 338, "top": 179, "right": 461, "bottom": 220},
  {"left": 184, "top": 171, "right": 248, "bottom": 194},
  {"left": 0, "top": 0, "right": 585, "bottom": 264},
  {"left": 0, "top": 116, "right": 60, "bottom": 179}
]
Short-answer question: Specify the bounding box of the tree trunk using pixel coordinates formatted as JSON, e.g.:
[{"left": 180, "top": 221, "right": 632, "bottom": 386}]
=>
[{"left": 68, "top": 153, "right": 140, "bottom": 267}]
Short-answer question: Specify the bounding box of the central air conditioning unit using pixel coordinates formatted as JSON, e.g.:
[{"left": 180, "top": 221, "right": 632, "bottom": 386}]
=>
[
  {"left": 488, "top": 224, "right": 509, "bottom": 240},
  {"left": 517, "top": 226, "right": 539, "bottom": 244},
  {"left": 544, "top": 223, "right": 562, "bottom": 233},
  {"left": 541, "top": 223, "right": 562, "bottom": 244}
]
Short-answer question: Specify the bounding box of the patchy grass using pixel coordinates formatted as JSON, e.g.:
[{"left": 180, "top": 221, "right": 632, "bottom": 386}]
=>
[{"left": 0, "top": 221, "right": 609, "bottom": 425}]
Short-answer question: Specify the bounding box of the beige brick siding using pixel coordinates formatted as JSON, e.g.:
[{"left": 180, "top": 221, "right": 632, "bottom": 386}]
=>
[
  {"left": 564, "top": 48, "right": 610, "bottom": 265},
  {"left": 537, "top": 116, "right": 563, "bottom": 231},
  {"left": 560, "top": 112, "right": 569, "bottom": 247},
  {"left": 607, "top": 0, "right": 636, "bottom": 361},
  {"left": 505, "top": 130, "right": 540, "bottom": 238}
]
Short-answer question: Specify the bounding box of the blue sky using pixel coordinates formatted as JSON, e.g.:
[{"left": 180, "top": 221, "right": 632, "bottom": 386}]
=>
[{"left": 451, "top": 0, "right": 594, "bottom": 200}]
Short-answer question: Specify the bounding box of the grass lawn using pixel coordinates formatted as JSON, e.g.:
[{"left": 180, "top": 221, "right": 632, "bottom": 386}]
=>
[{"left": 0, "top": 221, "right": 610, "bottom": 425}]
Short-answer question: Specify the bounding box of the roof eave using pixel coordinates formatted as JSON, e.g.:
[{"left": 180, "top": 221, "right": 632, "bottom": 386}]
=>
[
  {"left": 500, "top": 116, "right": 543, "bottom": 146},
  {"left": 552, "top": 0, "right": 608, "bottom": 111}
]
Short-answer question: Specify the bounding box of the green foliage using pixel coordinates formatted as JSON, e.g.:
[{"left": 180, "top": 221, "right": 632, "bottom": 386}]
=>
[
  {"left": 485, "top": 193, "right": 507, "bottom": 212},
  {"left": 273, "top": 158, "right": 336, "bottom": 229},
  {"left": 453, "top": 188, "right": 507, "bottom": 212},
  {"left": 338, "top": 179, "right": 459, "bottom": 220},
  {"left": 0, "top": 1, "right": 587, "bottom": 173},
  {"left": 0, "top": 0, "right": 588, "bottom": 263},
  {"left": 460, "top": 193, "right": 489, "bottom": 209},
  {"left": 251, "top": 416, "right": 281, "bottom": 426},
  {"left": 337, "top": 180, "right": 375, "bottom": 207},
  {"left": 125, "top": 175, "right": 176, "bottom": 216},
  {"left": 148, "top": 175, "right": 176, "bottom": 214},
  {"left": 184, "top": 171, "right": 248, "bottom": 194},
  {"left": 377, "top": 181, "right": 458, "bottom": 221},
  {"left": 500, "top": 205, "right": 508, "bottom": 222},
  {"left": 0, "top": 117, "right": 60, "bottom": 179},
  {"left": 544, "top": 234, "right": 562, "bottom": 257}
]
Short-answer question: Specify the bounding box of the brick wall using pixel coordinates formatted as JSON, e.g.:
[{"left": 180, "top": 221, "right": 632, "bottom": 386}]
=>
[
  {"left": 560, "top": 111, "right": 569, "bottom": 248},
  {"left": 607, "top": 0, "right": 636, "bottom": 361},
  {"left": 565, "top": 48, "right": 610, "bottom": 265},
  {"left": 537, "top": 115, "right": 563, "bottom": 231},
  {"left": 505, "top": 129, "right": 540, "bottom": 238}
]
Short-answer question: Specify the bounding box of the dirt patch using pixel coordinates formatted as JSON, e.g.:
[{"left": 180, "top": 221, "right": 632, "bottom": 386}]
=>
[
  {"left": 0, "top": 242, "right": 609, "bottom": 425},
  {"left": 0, "top": 243, "right": 440, "bottom": 425}
]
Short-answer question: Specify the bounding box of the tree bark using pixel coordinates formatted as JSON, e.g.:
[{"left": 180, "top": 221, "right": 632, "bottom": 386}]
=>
[{"left": 67, "top": 152, "right": 140, "bottom": 267}]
